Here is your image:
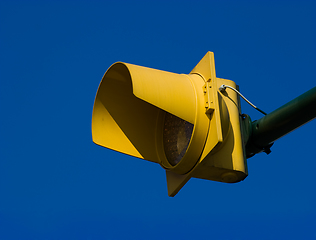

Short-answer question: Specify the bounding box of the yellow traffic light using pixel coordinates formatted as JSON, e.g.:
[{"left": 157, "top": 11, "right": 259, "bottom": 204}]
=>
[{"left": 92, "top": 52, "right": 248, "bottom": 196}]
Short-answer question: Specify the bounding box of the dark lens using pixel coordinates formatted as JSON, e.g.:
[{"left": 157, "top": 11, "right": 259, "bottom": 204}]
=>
[{"left": 163, "top": 112, "right": 194, "bottom": 166}]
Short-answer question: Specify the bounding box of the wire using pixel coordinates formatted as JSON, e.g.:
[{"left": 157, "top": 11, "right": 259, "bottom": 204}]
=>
[{"left": 219, "top": 84, "right": 267, "bottom": 115}]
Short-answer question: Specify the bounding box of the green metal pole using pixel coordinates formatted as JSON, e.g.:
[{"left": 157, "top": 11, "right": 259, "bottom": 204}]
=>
[{"left": 246, "top": 86, "right": 316, "bottom": 158}]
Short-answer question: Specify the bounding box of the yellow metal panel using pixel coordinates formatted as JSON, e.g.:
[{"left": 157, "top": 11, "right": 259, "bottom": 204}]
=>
[
  {"left": 165, "top": 170, "right": 191, "bottom": 197},
  {"left": 190, "top": 51, "right": 224, "bottom": 147},
  {"left": 165, "top": 52, "right": 247, "bottom": 196},
  {"left": 190, "top": 51, "right": 216, "bottom": 83}
]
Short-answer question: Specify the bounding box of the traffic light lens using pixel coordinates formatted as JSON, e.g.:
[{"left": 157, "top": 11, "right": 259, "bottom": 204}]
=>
[{"left": 163, "top": 112, "right": 194, "bottom": 166}]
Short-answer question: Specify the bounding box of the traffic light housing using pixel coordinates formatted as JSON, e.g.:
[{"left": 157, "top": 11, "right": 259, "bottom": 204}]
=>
[{"left": 92, "top": 52, "right": 248, "bottom": 196}]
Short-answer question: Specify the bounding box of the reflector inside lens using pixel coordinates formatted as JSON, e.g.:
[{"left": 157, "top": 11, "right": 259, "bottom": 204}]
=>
[{"left": 163, "top": 112, "right": 194, "bottom": 166}]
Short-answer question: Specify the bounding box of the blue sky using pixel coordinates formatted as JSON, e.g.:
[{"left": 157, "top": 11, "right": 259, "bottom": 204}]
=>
[{"left": 0, "top": 0, "right": 315, "bottom": 239}]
